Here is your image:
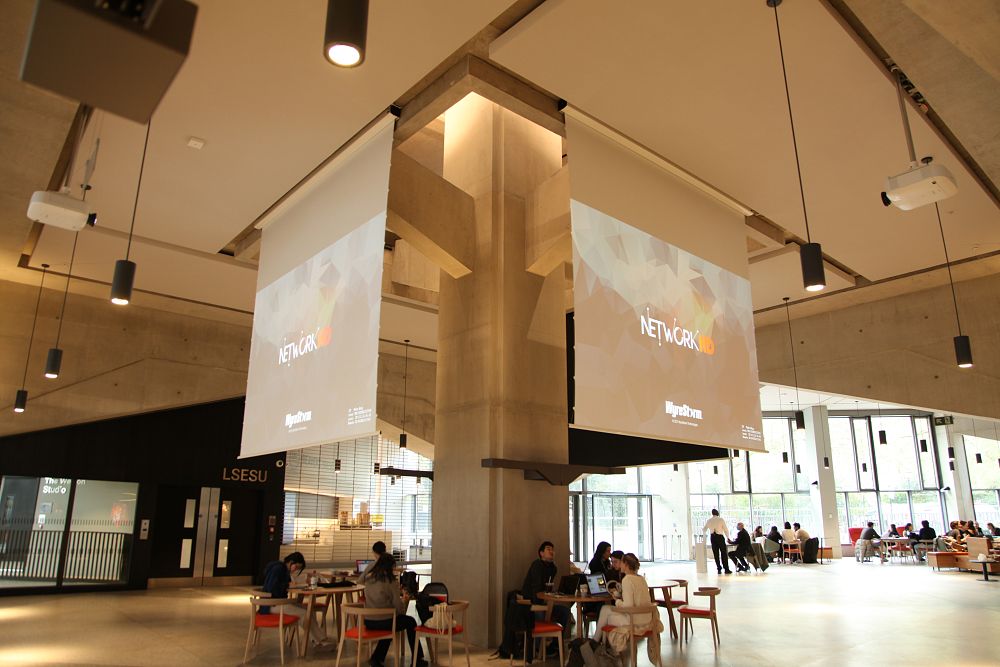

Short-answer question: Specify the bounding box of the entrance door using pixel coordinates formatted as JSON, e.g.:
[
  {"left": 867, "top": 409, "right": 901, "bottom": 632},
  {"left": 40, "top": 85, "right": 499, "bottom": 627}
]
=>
[{"left": 150, "top": 485, "right": 261, "bottom": 585}]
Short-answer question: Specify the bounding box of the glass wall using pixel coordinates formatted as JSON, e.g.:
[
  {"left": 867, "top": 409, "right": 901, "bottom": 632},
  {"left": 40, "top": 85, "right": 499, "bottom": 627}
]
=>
[
  {"left": 0, "top": 476, "right": 138, "bottom": 589},
  {"left": 282, "top": 436, "right": 433, "bottom": 566},
  {"left": 966, "top": 433, "right": 1000, "bottom": 526},
  {"left": 570, "top": 470, "right": 654, "bottom": 562}
]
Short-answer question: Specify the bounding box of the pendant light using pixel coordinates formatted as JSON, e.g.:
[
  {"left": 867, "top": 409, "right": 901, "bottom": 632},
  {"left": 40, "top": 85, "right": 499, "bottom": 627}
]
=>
[
  {"left": 713, "top": 465, "right": 719, "bottom": 475},
  {"left": 768, "top": 0, "right": 825, "bottom": 292},
  {"left": 949, "top": 461, "right": 955, "bottom": 471},
  {"left": 783, "top": 298, "right": 805, "bottom": 429},
  {"left": 334, "top": 442, "right": 342, "bottom": 473},
  {"left": 876, "top": 402, "right": 887, "bottom": 445},
  {"left": 975, "top": 453, "right": 983, "bottom": 464},
  {"left": 111, "top": 121, "right": 152, "bottom": 305},
  {"left": 932, "top": 203, "right": 973, "bottom": 367},
  {"left": 673, "top": 464, "right": 679, "bottom": 472},
  {"left": 399, "top": 339, "right": 410, "bottom": 449},
  {"left": 920, "top": 439, "right": 928, "bottom": 453},
  {"left": 372, "top": 435, "right": 380, "bottom": 475},
  {"left": 45, "top": 232, "right": 80, "bottom": 379},
  {"left": 782, "top": 452, "right": 789, "bottom": 464},
  {"left": 796, "top": 464, "right": 802, "bottom": 474},
  {"left": 14, "top": 264, "right": 49, "bottom": 413},
  {"left": 947, "top": 446, "right": 955, "bottom": 460},
  {"left": 324, "top": 0, "right": 368, "bottom": 67}
]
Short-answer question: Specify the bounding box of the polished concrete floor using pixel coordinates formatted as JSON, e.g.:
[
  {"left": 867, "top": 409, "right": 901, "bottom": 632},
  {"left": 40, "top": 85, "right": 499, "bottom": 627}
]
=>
[{"left": 0, "top": 559, "right": 998, "bottom": 666}]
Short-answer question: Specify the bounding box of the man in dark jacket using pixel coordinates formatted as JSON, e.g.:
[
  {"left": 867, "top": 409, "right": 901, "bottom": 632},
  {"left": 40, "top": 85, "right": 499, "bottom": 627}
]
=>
[
  {"left": 727, "top": 523, "right": 752, "bottom": 572},
  {"left": 260, "top": 551, "right": 305, "bottom": 613},
  {"left": 910, "top": 520, "right": 937, "bottom": 561},
  {"left": 521, "top": 541, "right": 571, "bottom": 639}
]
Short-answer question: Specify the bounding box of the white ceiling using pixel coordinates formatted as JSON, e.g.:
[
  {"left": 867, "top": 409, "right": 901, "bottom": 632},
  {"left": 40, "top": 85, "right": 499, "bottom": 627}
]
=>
[{"left": 490, "top": 0, "right": 1000, "bottom": 297}]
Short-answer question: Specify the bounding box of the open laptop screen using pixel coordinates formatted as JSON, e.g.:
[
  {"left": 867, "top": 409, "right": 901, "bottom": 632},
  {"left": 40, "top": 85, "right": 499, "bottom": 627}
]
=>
[
  {"left": 586, "top": 573, "right": 608, "bottom": 595},
  {"left": 356, "top": 559, "right": 374, "bottom": 574}
]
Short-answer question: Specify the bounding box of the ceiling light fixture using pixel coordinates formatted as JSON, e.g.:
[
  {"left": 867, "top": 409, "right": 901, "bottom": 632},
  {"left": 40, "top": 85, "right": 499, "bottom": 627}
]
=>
[
  {"left": 768, "top": 0, "right": 825, "bottom": 292},
  {"left": 45, "top": 231, "right": 81, "bottom": 379},
  {"left": 975, "top": 453, "right": 983, "bottom": 464},
  {"left": 15, "top": 264, "right": 49, "bottom": 413},
  {"left": 947, "top": 446, "right": 955, "bottom": 460},
  {"left": 324, "top": 0, "right": 368, "bottom": 67},
  {"left": 875, "top": 401, "right": 887, "bottom": 444},
  {"left": 713, "top": 465, "right": 719, "bottom": 475},
  {"left": 933, "top": 203, "right": 973, "bottom": 368},
  {"left": 334, "top": 441, "right": 342, "bottom": 473},
  {"left": 783, "top": 297, "right": 805, "bottom": 429},
  {"left": 782, "top": 452, "right": 789, "bottom": 464},
  {"left": 399, "top": 339, "right": 410, "bottom": 449},
  {"left": 111, "top": 121, "right": 153, "bottom": 305},
  {"left": 673, "top": 464, "right": 679, "bottom": 472}
]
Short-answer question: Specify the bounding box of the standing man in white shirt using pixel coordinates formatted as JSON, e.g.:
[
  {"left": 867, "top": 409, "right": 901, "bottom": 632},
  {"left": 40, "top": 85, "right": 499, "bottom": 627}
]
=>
[{"left": 703, "top": 509, "right": 732, "bottom": 574}]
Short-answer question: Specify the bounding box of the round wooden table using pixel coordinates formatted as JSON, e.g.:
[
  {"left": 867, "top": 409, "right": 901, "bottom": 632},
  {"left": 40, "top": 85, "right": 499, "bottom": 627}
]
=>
[
  {"left": 291, "top": 583, "right": 365, "bottom": 657},
  {"left": 538, "top": 591, "right": 613, "bottom": 639}
]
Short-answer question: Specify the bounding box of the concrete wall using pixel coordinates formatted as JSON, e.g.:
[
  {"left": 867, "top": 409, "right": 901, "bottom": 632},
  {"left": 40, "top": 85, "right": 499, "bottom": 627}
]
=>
[{"left": 755, "top": 272, "right": 1000, "bottom": 420}]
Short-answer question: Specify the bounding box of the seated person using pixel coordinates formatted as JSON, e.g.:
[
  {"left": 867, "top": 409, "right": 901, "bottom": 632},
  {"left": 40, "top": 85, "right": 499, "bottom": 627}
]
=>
[
  {"left": 859, "top": 521, "right": 886, "bottom": 562},
  {"left": 793, "top": 523, "right": 810, "bottom": 545},
  {"left": 728, "top": 523, "right": 752, "bottom": 572},
  {"left": 764, "top": 525, "right": 782, "bottom": 561},
  {"left": 607, "top": 550, "right": 625, "bottom": 583},
  {"left": 909, "top": 520, "right": 936, "bottom": 561},
  {"left": 887, "top": 523, "right": 899, "bottom": 537},
  {"left": 988, "top": 522, "right": 1000, "bottom": 537},
  {"left": 780, "top": 521, "right": 796, "bottom": 545},
  {"left": 261, "top": 552, "right": 331, "bottom": 644},
  {"left": 363, "top": 554, "right": 425, "bottom": 667},
  {"left": 753, "top": 526, "right": 764, "bottom": 540},
  {"left": 522, "top": 541, "right": 572, "bottom": 638},
  {"left": 588, "top": 541, "right": 613, "bottom": 579},
  {"left": 593, "top": 553, "right": 652, "bottom": 642},
  {"left": 943, "top": 521, "right": 967, "bottom": 550}
]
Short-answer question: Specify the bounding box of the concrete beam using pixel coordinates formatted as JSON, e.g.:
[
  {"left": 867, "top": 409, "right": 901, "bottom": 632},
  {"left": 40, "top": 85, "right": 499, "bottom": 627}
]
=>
[
  {"left": 526, "top": 165, "right": 571, "bottom": 277},
  {"left": 388, "top": 150, "right": 475, "bottom": 278},
  {"left": 233, "top": 228, "right": 261, "bottom": 260}
]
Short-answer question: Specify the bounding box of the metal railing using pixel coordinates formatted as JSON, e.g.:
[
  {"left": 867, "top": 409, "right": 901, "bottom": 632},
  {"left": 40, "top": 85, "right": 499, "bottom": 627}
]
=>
[{"left": 0, "top": 528, "right": 131, "bottom": 584}]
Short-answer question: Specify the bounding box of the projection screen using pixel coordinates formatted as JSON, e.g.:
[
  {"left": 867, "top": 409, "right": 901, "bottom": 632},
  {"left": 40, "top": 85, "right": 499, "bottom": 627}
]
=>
[
  {"left": 568, "top": 110, "right": 764, "bottom": 451},
  {"left": 240, "top": 116, "right": 394, "bottom": 458}
]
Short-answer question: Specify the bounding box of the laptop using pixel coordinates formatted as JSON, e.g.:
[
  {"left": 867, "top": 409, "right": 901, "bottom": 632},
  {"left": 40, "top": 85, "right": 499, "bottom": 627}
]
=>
[
  {"left": 585, "top": 573, "right": 609, "bottom": 595},
  {"left": 356, "top": 559, "right": 374, "bottom": 574},
  {"left": 556, "top": 574, "right": 581, "bottom": 595}
]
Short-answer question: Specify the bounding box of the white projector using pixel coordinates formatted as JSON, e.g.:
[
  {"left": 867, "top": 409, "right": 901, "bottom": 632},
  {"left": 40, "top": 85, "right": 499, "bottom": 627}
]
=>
[
  {"left": 881, "top": 162, "right": 957, "bottom": 211},
  {"left": 27, "top": 191, "right": 96, "bottom": 231}
]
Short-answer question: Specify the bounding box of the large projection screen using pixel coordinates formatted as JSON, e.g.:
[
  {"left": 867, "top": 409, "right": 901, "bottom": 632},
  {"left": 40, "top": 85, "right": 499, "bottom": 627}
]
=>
[
  {"left": 568, "top": 112, "right": 763, "bottom": 451},
  {"left": 240, "top": 116, "right": 394, "bottom": 458}
]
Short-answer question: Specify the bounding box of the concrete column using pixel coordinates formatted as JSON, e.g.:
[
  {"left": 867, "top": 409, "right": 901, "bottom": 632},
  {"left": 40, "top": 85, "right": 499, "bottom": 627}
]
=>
[
  {"left": 803, "top": 406, "right": 842, "bottom": 557},
  {"left": 937, "top": 425, "right": 975, "bottom": 522},
  {"left": 433, "top": 95, "right": 566, "bottom": 647}
]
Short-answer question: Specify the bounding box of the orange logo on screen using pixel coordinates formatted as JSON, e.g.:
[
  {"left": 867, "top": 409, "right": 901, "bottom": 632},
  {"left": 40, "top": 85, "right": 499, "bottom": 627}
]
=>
[
  {"left": 699, "top": 335, "right": 715, "bottom": 355},
  {"left": 317, "top": 326, "right": 333, "bottom": 347}
]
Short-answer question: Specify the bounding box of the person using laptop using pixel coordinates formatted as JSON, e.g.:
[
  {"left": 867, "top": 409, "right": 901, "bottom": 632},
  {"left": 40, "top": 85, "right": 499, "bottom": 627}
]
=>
[
  {"left": 607, "top": 550, "right": 625, "bottom": 583},
  {"left": 521, "top": 541, "right": 572, "bottom": 637},
  {"left": 592, "top": 553, "right": 653, "bottom": 642}
]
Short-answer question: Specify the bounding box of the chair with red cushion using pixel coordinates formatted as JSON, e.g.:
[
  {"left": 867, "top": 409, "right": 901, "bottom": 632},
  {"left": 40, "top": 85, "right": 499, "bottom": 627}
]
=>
[
  {"left": 244, "top": 595, "right": 300, "bottom": 665},
  {"left": 601, "top": 603, "right": 662, "bottom": 667},
  {"left": 511, "top": 597, "right": 563, "bottom": 667},
  {"left": 678, "top": 587, "right": 721, "bottom": 648},
  {"left": 651, "top": 579, "right": 687, "bottom": 640},
  {"left": 335, "top": 602, "right": 406, "bottom": 667},
  {"left": 413, "top": 600, "right": 470, "bottom": 667}
]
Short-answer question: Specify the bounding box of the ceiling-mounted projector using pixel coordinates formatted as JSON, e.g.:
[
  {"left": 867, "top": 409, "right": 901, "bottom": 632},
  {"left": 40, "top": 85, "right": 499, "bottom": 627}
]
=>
[
  {"left": 27, "top": 191, "right": 96, "bottom": 231},
  {"left": 880, "top": 161, "right": 957, "bottom": 211}
]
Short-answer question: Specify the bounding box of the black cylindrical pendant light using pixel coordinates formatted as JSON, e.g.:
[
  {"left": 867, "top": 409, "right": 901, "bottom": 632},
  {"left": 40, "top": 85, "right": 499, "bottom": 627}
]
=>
[
  {"left": 335, "top": 442, "right": 342, "bottom": 473},
  {"left": 948, "top": 446, "right": 955, "bottom": 459},
  {"left": 800, "top": 242, "right": 826, "bottom": 292},
  {"left": 14, "top": 264, "right": 49, "bottom": 413},
  {"left": 949, "top": 460, "right": 955, "bottom": 471},
  {"left": 954, "top": 335, "right": 973, "bottom": 369},
  {"left": 14, "top": 389, "right": 28, "bottom": 413},
  {"left": 44, "top": 348, "right": 63, "bottom": 380},
  {"left": 796, "top": 464, "right": 802, "bottom": 474},
  {"left": 399, "top": 339, "right": 410, "bottom": 448},
  {"left": 975, "top": 453, "right": 983, "bottom": 464},
  {"left": 673, "top": 464, "right": 679, "bottom": 472},
  {"left": 713, "top": 465, "right": 719, "bottom": 475},
  {"left": 782, "top": 451, "right": 789, "bottom": 464},
  {"left": 794, "top": 410, "right": 806, "bottom": 430},
  {"left": 324, "top": 0, "right": 368, "bottom": 67},
  {"left": 823, "top": 456, "right": 830, "bottom": 469},
  {"left": 920, "top": 439, "right": 928, "bottom": 453},
  {"left": 862, "top": 462, "right": 868, "bottom": 473},
  {"left": 390, "top": 476, "right": 395, "bottom": 485},
  {"left": 111, "top": 121, "right": 151, "bottom": 305},
  {"left": 878, "top": 429, "right": 888, "bottom": 445},
  {"left": 110, "top": 259, "right": 136, "bottom": 306},
  {"left": 373, "top": 461, "right": 380, "bottom": 475},
  {"left": 769, "top": 0, "right": 826, "bottom": 293}
]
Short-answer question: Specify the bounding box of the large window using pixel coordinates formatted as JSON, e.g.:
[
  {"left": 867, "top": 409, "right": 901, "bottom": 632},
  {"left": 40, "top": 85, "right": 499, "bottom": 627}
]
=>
[
  {"left": 829, "top": 417, "right": 858, "bottom": 492},
  {"left": 872, "top": 416, "right": 921, "bottom": 490},
  {"left": 749, "top": 419, "right": 794, "bottom": 492}
]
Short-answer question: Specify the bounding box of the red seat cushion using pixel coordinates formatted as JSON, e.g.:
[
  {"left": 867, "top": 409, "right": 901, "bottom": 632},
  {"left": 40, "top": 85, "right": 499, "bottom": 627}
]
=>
[
  {"left": 255, "top": 613, "right": 300, "bottom": 628},
  {"left": 531, "top": 622, "right": 563, "bottom": 634},
  {"left": 345, "top": 627, "right": 394, "bottom": 639},
  {"left": 678, "top": 607, "right": 713, "bottom": 617},
  {"left": 416, "top": 624, "right": 464, "bottom": 635}
]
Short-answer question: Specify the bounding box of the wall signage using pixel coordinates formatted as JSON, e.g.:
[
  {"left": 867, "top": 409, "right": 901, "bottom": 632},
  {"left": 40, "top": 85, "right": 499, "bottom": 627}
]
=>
[
  {"left": 933, "top": 416, "right": 955, "bottom": 426},
  {"left": 222, "top": 467, "right": 269, "bottom": 483}
]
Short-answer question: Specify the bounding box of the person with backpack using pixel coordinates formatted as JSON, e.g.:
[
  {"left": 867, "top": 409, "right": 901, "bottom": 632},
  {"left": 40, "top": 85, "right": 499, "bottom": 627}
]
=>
[{"left": 363, "top": 554, "right": 426, "bottom": 667}]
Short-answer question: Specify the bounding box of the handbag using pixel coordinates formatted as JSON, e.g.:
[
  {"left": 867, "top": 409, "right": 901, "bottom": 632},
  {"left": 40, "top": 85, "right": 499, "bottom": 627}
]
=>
[{"left": 425, "top": 602, "right": 456, "bottom": 630}]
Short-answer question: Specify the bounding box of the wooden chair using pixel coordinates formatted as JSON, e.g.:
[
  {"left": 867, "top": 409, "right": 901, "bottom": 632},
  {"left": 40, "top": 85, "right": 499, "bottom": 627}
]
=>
[
  {"left": 782, "top": 542, "right": 801, "bottom": 564},
  {"left": 244, "top": 595, "right": 300, "bottom": 666},
  {"left": 678, "top": 587, "right": 720, "bottom": 648},
  {"left": 601, "top": 605, "right": 662, "bottom": 667},
  {"left": 335, "top": 602, "right": 405, "bottom": 667},
  {"left": 511, "top": 597, "right": 563, "bottom": 667},
  {"left": 650, "top": 580, "right": 686, "bottom": 640},
  {"left": 413, "top": 600, "right": 470, "bottom": 667}
]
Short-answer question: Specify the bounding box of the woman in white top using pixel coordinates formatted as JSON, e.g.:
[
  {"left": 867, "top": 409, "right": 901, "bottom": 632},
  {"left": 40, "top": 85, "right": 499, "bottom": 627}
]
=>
[
  {"left": 780, "top": 521, "right": 797, "bottom": 545},
  {"left": 593, "top": 553, "right": 653, "bottom": 642}
]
